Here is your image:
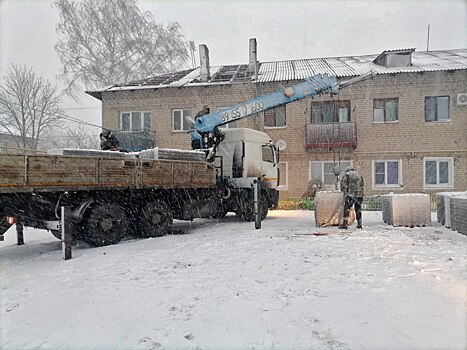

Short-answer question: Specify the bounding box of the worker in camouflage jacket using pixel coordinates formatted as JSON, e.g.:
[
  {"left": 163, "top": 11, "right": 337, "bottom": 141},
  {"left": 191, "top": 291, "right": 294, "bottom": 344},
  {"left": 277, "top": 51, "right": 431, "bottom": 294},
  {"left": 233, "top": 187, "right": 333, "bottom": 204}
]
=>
[{"left": 339, "top": 166, "right": 364, "bottom": 229}]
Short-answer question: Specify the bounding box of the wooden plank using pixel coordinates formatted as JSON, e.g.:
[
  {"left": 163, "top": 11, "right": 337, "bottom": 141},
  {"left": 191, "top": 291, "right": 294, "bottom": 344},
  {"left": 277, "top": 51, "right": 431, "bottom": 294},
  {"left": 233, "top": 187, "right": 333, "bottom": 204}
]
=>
[
  {"left": 141, "top": 160, "right": 174, "bottom": 187},
  {"left": 0, "top": 154, "right": 216, "bottom": 192},
  {"left": 0, "top": 155, "right": 25, "bottom": 185}
]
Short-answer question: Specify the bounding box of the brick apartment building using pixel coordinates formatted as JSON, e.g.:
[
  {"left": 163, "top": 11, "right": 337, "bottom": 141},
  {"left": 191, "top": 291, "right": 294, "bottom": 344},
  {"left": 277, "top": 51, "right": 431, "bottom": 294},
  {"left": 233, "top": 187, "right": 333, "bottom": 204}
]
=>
[{"left": 87, "top": 43, "right": 467, "bottom": 199}]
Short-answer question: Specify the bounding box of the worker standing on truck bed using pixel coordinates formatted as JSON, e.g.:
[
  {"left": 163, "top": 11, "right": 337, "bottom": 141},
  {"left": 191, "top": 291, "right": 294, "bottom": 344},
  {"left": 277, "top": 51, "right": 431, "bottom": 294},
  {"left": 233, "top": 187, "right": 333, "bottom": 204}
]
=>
[
  {"left": 195, "top": 105, "right": 210, "bottom": 120},
  {"left": 339, "top": 166, "right": 364, "bottom": 229},
  {"left": 100, "top": 130, "right": 120, "bottom": 151}
]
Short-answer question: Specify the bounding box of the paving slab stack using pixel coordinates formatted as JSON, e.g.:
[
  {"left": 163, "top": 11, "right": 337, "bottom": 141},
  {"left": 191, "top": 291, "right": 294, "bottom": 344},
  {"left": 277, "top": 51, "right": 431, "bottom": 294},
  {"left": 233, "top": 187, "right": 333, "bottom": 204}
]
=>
[
  {"left": 381, "top": 193, "right": 431, "bottom": 227},
  {"left": 314, "top": 191, "right": 355, "bottom": 227},
  {"left": 437, "top": 192, "right": 467, "bottom": 235},
  {"left": 315, "top": 191, "right": 344, "bottom": 227}
]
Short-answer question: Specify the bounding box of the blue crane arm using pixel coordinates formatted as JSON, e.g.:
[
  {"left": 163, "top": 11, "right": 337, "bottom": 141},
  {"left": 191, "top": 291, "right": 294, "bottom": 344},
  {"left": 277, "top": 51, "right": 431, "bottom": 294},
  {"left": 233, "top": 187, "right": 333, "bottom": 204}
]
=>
[
  {"left": 189, "top": 71, "right": 374, "bottom": 151},
  {"left": 193, "top": 74, "right": 338, "bottom": 134}
]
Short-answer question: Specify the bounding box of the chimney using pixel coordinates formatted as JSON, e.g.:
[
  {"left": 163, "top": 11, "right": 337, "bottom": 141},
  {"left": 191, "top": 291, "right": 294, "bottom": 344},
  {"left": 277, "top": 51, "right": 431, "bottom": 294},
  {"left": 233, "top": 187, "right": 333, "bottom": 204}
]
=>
[
  {"left": 248, "top": 38, "right": 257, "bottom": 75},
  {"left": 199, "top": 44, "right": 210, "bottom": 82}
]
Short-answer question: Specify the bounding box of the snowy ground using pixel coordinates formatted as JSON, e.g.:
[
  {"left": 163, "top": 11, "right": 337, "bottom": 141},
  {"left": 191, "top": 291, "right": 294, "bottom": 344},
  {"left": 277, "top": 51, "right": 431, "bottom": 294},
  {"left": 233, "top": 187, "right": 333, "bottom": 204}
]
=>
[{"left": 1, "top": 210, "right": 466, "bottom": 350}]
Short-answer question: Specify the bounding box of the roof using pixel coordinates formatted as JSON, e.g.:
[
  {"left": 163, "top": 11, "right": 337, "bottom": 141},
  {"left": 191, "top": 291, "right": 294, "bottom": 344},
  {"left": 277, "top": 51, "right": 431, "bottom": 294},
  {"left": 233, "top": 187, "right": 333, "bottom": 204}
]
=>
[{"left": 86, "top": 48, "right": 467, "bottom": 99}]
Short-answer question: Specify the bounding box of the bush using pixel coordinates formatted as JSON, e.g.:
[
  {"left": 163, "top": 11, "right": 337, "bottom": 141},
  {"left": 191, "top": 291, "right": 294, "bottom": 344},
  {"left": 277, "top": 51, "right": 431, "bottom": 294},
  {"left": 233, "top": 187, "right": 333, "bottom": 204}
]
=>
[
  {"left": 278, "top": 197, "right": 314, "bottom": 210},
  {"left": 363, "top": 196, "right": 382, "bottom": 211},
  {"left": 299, "top": 197, "right": 314, "bottom": 210}
]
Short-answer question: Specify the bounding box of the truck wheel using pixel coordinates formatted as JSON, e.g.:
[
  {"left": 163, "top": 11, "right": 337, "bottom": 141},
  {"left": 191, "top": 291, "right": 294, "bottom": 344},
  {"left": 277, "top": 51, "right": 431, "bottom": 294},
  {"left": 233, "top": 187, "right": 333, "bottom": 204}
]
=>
[
  {"left": 51, "top": 230, "right": 61, "bottom": 240},
  {"left": 139, "top": 200, "right": 173, "bottom": 237},
  {"left": 239, "top": 200, "right": 268, "bottom": 222},
  {"left": 84, "top": 203, "right": 129, "bottom": 246},
  {"left": 212, "top": 204, "right": 229, "bottom": 218},
  {"left": 260, "top": 200, "right": 269, "bottom": 221}
]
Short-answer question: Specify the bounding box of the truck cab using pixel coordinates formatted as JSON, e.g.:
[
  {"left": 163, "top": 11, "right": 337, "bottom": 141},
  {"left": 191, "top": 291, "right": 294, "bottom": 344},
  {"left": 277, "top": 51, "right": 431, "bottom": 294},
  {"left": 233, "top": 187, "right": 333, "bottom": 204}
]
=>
[{"left": 215, "top": 128, "right": 278, "bottom": 187}]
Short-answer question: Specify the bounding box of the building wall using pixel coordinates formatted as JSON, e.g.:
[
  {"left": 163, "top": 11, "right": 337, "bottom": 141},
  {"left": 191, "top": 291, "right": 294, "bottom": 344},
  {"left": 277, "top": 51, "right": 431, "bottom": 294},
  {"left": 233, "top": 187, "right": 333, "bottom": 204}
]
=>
[{"left": 101, "top": 70, "right": 467, "bottom": 199}]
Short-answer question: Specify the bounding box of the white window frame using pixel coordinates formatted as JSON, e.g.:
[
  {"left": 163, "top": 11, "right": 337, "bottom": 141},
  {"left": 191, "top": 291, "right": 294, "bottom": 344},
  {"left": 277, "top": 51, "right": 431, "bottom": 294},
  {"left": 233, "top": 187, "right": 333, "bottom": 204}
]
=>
[
  {"left": 120, "top": 111, "right": 151, "bottom": 131},
  {"left": 172, "top": 108, "right": 192, "bottom": 132},
  {"left": 373, "top": 98, "right": 399, "bottom": 123},
  {"left": 264, "top": 105, "right": 287, "bottom": 129},
  {"left": 425, "top": 96, "right": 451, "bottom": 123},
  {"left": 309, "top": 160, "right": 353, "bottom": 189},
  {"left": 372, "top": 159, "right": 403, "bottom": 190},
  {"left": 277, "top": 161, "right": 288, "bottom": 190},
  {"left": 423, "top": 157, "right": 454, "bottom": 189}
]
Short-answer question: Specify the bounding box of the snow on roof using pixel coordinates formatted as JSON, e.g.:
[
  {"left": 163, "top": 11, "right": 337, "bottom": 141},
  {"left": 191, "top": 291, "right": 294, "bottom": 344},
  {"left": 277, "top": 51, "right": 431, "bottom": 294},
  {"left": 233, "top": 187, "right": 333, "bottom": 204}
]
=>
[{"left": 86, "top": 48, "right": 467, "bottom": 99}]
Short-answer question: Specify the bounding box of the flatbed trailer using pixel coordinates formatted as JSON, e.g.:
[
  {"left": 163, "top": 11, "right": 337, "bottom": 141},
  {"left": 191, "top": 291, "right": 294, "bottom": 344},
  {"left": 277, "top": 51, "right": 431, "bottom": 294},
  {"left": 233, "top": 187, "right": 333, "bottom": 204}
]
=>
[{"left": 0, "top": 153, "right": 223, "bottom": 246}]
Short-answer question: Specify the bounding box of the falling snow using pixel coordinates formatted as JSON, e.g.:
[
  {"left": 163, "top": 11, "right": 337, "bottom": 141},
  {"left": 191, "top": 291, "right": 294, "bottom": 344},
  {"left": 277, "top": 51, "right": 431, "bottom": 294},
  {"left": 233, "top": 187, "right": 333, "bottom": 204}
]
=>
[{"left": 1, "top": 210, "right": 466, "bottom": 350}]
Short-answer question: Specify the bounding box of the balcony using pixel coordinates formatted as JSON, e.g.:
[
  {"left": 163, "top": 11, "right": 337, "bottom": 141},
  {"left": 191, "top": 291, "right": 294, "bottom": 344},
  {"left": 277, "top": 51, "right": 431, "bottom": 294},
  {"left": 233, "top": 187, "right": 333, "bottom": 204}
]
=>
[{"left": 306, "top": 122, "right": 357, "bottom": 151}]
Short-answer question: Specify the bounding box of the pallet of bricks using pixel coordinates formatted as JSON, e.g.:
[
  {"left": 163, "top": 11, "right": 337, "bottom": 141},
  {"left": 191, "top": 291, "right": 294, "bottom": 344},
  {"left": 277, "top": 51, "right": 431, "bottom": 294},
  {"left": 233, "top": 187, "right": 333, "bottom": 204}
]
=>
[
  {"left": 436, "top": 192, "right": 467, "bottom": 235},
  {"left": 381, "top": 193, "right": 431, "bottom": 227}
]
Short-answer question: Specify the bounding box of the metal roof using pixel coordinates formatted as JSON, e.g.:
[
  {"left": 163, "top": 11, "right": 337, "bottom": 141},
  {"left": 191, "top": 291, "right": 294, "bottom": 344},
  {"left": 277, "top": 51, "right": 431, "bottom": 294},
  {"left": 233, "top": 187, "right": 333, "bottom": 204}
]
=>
[{"left": 86, "top": 48, "right": 467, "bottom": 99}]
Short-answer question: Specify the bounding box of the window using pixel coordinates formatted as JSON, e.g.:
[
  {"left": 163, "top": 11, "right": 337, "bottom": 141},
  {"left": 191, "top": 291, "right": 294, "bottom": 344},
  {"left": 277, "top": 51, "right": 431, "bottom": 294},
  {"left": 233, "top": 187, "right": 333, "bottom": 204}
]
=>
[
  {"left": 261, "top": 145, "right": 275, "bottom": 163},
  {"left": 264, "top": 105, "right": 286, "bottom": 128},
  {"left": 373, "top": 98, "right": 398, "bottom": 122},
  {"left": 311, "top": 100, "right": 350, "bottom": 123},
  {"left": 425, "top": 96, "right": 450, "bottom": 122},
  {"left": 424, "top": 157, "right": 453, "bottom": 188},
  {"left": 172, "top": 109, "right": 192, "bottom": 131},
  {"left": 218, "top": 107, "right": 238, "bottom": 129},
  {"left": 310, "top": 161, "right": 352, "bottom": 186},
  {"left": 373, "top": 160, "right": 402, "bottom": 187},
  {"left": 277, "top": 162, "right": 288, "bottom": 190},
  {"left": 120, "top": 112, "right": 151, "bottom": 131}
]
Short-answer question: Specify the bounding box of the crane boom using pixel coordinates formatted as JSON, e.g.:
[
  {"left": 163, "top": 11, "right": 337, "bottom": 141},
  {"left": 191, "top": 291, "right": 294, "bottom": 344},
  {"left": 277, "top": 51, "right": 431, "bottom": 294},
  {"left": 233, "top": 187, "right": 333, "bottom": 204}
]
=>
[{"left": 190, "top": 72, "right": 374, "bottom": 152}]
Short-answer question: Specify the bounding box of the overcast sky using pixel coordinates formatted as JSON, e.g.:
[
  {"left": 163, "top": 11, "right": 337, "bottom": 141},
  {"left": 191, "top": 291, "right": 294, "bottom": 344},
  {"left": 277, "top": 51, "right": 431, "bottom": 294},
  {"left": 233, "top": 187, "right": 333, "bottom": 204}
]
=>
[{"left": 1, "top": 0, "right": 466, "bottom": 128}]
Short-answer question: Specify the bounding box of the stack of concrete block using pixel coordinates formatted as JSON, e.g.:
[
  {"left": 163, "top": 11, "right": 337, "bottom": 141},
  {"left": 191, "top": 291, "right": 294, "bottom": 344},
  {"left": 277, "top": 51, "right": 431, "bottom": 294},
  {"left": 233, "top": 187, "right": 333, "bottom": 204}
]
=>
[
  {"left": 139, "top": 148, "right": 206, "bottom": 162},
  {"left": 451, "top": 194, "right": 467, "bottom": 235},
  {"left": 315, "top": 191, "right": 344, "bottom": 227},
  {"left": 437, "top": 192, "right": 467, "bottom": 235},
  {"left": 314, "top": 191, "right": 355, "bottom": 227},
  {"left": 382, "top": 193, "right": 431, "bottom": 227},
  {"left": 382, "top": 195, "right": 393, "bottom": 225},
  {"left": 436, "top": 192, "right": 466, "bottom": 230}
]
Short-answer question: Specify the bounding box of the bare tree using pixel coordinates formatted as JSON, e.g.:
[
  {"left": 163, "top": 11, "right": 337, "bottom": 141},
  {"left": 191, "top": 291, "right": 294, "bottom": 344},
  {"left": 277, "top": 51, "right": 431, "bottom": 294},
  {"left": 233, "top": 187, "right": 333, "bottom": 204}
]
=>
[
  {"left": 0, "top": 65, "right": 64, "bottom": 151},
  {"left": 54, "top": 0, "right": 189, "bottom": 99},
  {"left": 40, "top": 124, "right": 99, "bottom": 150}
]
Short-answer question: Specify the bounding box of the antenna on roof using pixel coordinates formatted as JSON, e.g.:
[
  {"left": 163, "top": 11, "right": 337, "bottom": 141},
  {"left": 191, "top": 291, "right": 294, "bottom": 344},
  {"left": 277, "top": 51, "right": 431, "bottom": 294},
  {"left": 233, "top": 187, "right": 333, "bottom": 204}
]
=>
[{"left": 426, "top": 24, "right": 430, "bottom": 51}]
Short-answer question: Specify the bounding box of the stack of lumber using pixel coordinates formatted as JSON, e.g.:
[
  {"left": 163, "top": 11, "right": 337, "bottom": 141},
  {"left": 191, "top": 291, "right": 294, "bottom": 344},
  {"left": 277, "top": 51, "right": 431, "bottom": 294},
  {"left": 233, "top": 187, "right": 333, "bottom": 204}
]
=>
[{"left": 382, "top": 193, "right": 431, "bottom": 227}]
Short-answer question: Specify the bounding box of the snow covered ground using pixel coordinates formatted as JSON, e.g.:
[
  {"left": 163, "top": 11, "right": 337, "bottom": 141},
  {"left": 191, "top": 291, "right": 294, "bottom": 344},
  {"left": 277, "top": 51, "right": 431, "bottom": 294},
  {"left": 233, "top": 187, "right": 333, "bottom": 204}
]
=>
[{"left": 1, "top": 210, "right": 466, "bottom": 350}]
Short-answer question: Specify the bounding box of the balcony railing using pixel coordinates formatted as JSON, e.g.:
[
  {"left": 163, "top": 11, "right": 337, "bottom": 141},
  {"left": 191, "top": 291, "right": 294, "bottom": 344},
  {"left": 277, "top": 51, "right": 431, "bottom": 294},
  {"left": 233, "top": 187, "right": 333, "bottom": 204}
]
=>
[{"left": 306, "top": 122, "right": 357, "bottom": 150}]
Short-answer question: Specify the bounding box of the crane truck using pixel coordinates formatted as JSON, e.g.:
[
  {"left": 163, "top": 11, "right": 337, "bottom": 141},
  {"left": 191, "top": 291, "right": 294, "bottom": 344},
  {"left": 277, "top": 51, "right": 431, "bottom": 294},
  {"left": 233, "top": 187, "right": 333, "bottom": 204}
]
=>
[{"left": 0, "top": 73, "right": 372, "bottom": 246}]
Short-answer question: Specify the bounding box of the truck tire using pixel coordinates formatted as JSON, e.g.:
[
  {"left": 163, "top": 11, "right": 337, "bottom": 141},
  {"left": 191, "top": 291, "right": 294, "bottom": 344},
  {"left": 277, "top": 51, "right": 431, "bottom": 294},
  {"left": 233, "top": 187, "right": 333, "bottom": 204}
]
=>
[
  {"left": 84, "top": 203, "right": 129, "bottom": 246},
  {"left": 51, "top": 230, "right": 61, "bottom": 240},
  {"left": 239, "top": 199, "right": 268, "bottom": 222},
  {"left": 139, "top": 200, "right": 173, "bottom": 237},
  {"left": 212, "top": 204, "right": 229, "bottom": 219}
]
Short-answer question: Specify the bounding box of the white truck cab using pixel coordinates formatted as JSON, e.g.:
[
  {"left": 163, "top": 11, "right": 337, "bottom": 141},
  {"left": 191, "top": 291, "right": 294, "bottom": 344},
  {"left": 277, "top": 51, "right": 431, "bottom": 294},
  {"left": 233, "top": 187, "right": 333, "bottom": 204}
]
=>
[{"left": 215, "top": 128, "right": 278, "bottom": 189}]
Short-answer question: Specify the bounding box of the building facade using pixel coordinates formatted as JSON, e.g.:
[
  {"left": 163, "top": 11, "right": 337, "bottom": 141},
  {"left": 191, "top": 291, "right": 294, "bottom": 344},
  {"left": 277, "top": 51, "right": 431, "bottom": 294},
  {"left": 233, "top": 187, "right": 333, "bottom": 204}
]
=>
[{"left": 88, "top": 47, "right": 467, "bottom": 199}]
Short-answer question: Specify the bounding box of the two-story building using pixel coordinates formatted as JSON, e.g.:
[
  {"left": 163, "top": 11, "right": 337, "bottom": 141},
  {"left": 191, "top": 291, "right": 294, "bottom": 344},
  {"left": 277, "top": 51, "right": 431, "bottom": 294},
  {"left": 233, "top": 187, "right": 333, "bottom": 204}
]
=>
[{"left": 87, "top": 42, "right": 467, "bottom": 199}]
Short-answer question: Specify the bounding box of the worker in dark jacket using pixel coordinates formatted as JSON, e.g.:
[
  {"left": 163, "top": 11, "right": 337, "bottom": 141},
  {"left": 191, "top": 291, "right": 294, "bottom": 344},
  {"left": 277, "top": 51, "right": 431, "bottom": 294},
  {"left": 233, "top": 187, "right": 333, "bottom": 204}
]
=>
[
  {"left": 339, "top": 166, "right": 364, "bottom": 229},
  {"left": 195, "top": 105, "right": 210, "bottom": 120},
  {"left": 100, "top": 130, "right": 120, "bottom": 151}
]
